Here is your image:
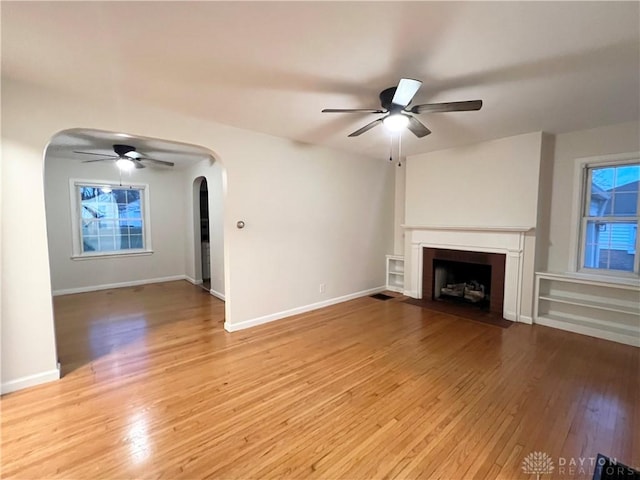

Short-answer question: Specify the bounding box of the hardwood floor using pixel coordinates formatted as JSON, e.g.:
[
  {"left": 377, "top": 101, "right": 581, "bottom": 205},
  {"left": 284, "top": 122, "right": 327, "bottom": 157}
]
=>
[{"left": 1, "top": 281, "right": 638, "bottom": 479}]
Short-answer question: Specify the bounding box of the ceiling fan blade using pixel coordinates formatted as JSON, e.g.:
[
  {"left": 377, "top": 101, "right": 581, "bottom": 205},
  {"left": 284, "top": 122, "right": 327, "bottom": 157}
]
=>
[
  {"left": 133, "top": 160, "right": 146, "bottom": 169},
  {"left": 137, "top": 156, "right": 175, "bottom": 167},
  {"left": 74, "top": 151, "right": 118, "bottom": 158},
  {"left": 410, "top": 100, "right": 483, "bottom": 114},
  {"left": 407, "top": 116, "right": 432, "bottom": 138},
  {"left": 81, "top": 158, "right": 114, "bottom": 163},
  {"left": 391, "top": 78, "right": 422, "bottom": 107},
  {"left": 348, "top": 118, "right": 383, "bottom": 137},
  {"left": 322, "top": 108, "right": 385, "bottom": 113}
]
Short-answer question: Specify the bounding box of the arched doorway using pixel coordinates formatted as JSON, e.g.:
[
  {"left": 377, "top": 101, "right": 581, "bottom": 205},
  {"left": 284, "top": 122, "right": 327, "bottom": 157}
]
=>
[
  {"left": 195, "top": 177, "right": 210, "bottom": 290},
  {"left": 191, "top": 170, "right": 225, "bottom": 300},
  {"left": 43, "top": 128, "right": 228, "bottom": 375}
]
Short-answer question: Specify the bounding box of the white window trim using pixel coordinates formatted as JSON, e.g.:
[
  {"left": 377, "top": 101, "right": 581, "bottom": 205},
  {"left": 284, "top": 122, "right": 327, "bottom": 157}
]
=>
[
  {"left": 568, "top": 152, "right": 640, "bottom": 278},
  {"left": 69, "top": 178, "right": 153, "bottom": 260}
]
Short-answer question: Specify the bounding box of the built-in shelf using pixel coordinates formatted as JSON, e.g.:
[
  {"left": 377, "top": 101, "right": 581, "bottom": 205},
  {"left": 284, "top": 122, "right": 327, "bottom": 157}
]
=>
[
  {"left": 538, "top": 294, "right": 638, "bottom": 315},
  {"left": 386, "top": 255, "right": 404, "bottom": 293},
  {"left": 534, "top": 272, "right": 640, "bottom": 347}
]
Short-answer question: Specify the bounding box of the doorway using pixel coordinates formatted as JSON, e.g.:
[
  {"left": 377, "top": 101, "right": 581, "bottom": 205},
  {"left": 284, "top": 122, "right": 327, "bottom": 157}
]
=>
[{"left": 199, "top": 178, "right": 211, "bottom": 291}]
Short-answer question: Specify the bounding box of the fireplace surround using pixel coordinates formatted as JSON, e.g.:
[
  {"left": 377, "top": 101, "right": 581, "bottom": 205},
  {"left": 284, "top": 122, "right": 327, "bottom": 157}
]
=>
[{"left": 403, "top": 225, "right": 533, "bottom": 322}]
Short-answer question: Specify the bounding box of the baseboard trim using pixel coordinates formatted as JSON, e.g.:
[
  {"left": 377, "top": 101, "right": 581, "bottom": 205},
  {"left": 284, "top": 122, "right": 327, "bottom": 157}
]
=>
[
  {"left": 184, "top": 276, "right": 203, "bottom": 286},
  {"left": 224, "top": 286, "right": 386, "bottom": 332},
  {"left": 52, "top": 275, "right": 188, "bottom": 296},
  {"left": 1, "top": 365, "right": 61, "bottom": 395},
  {"left": 210, "top": 289, "right": 225, "bottom": 301},
  {"left": 518, "top": 315, "right": 533, "bottom": 325}
]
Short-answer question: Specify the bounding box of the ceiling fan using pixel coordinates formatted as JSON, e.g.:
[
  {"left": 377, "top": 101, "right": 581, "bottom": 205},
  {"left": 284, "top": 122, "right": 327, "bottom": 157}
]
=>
[
  {"left": 73, "top": 144, "right": 175, "bottom": 170},
  {"left": 322, "top": 78, "right": 483, "bottom": 138}
]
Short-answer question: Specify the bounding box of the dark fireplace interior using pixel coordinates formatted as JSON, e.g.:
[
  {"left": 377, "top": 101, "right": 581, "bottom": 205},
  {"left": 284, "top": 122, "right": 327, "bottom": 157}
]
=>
[
  {"left": 422, "top": 248, "right": 506, "bottom": 317},
  {"left": 433, "top": 259, "right": 492, "bottom": 310}
]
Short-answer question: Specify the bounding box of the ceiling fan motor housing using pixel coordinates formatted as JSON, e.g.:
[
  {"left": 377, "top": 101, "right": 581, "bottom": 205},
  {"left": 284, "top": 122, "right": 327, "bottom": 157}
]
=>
[
  {"left": 380, "top": 87, "right": 402, "bottom": 111},
  {"left": 113, "top": 144, "right": 136, "bottom": 156}
]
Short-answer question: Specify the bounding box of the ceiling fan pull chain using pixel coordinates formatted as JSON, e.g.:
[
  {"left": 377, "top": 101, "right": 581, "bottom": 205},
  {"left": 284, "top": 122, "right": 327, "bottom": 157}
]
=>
[
  {"left": 389, "top": 136, "right": 393, "bottom": 162},
  {"left": 397, "top": 133, "right": 402, "bottom": 167}
]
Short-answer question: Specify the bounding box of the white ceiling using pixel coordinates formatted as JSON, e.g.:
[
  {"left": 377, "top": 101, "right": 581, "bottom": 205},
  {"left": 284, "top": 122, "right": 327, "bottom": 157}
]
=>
[{"left": 3, "top": 1, "right": 639, "bottom": 159}]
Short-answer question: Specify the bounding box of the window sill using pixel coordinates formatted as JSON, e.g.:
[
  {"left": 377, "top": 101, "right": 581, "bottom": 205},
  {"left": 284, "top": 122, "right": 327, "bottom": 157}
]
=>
[{"left": 71, "top": 250, "right": 154, "bottom": 261}]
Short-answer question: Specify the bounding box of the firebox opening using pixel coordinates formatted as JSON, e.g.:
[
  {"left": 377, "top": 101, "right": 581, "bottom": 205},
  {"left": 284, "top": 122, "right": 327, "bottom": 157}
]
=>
[{"left": 433, "top": 259, "right": 492, "bottom": 310}]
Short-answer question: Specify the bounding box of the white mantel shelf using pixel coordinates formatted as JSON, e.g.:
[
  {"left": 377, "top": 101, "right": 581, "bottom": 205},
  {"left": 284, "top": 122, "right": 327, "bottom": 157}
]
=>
[{"left": 401, "top": 225, "right": 534, "bottom": 233}]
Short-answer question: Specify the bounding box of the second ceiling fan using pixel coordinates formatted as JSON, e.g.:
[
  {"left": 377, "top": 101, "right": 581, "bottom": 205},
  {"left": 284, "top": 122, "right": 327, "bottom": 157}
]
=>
[
  {"left": 322, "top": 78, "right": 482, "bottom": 138},
  {"left": 74, "top": 144, "right": 175, "bottom": 170}
]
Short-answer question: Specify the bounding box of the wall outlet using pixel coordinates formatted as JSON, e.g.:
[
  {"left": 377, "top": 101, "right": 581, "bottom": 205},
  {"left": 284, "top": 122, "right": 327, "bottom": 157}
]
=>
[{"left": 319, "top": 283, "right": 326, "bottom": 294}]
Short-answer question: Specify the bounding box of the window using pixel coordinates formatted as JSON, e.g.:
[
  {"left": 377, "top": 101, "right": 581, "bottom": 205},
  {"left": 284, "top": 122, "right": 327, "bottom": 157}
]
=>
[
  {"left": 580, "top": 161, "right": 639, "bottom": 275},
  {"left": 70, "top": 180, "right": 152, "bottom": 258}
]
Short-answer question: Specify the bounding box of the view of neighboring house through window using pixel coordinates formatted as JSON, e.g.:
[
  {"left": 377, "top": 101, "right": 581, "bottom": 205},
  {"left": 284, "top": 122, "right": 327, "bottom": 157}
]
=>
[
  {"left": 78, "top": 185, "right": 145, "bottom": 254},
  {"left": 582, "top": 162, "right": 639, "bottom": 274}
]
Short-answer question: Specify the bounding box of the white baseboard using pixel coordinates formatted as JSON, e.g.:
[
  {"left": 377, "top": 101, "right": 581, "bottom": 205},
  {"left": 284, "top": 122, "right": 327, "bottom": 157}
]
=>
[
  {"left": 1, "top": 365, "right": 61, "bottom": 395},
  {"left": 404, "top": 289, "right": 419, "bottom": 298},
  {"left": 518, "top": 315, "right": 533, "bottom": 324},
  {"left": 184, "top": 276, "right": 203, "bottom": 286},
  {"left": 210, "top": 289, "right": 225, "bottom": 301},
  {"left": 224, "top": 286, "right": 386, "bottom": 332},
  {"left": 52, "top": 275, "right": 188, "bottom": 296}
]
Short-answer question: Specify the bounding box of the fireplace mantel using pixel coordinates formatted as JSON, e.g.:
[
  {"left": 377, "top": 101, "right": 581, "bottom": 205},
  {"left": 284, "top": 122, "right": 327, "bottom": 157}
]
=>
[{"left": 403, "top": 226, "right": 533, "bottom": 323}]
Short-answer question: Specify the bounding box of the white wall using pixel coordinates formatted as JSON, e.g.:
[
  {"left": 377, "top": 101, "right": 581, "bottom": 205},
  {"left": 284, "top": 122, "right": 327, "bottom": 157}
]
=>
[
  {"left": 546, "top": 121, "right": 640, "bottom": 272},
  {"left": 393, "top": 162, "right": 406, "bottom": 254},
  {"left": 405, "top": 132, "right": 543, "bottom": 228},
  {"left": 1, "top": 140, "right": 59, "bottom": 391},
  {"left": 0, "top": 77, "right": 394, "bottom": 391},
  {"left": 44, "top": 154, "right": 187, "bottom": 294}
]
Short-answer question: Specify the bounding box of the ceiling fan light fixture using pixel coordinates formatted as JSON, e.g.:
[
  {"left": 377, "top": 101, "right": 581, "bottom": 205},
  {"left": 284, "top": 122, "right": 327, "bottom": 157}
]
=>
[
  {"left": 383, "top": 114, "right": 409, "bottom": 133},
  {"left": 116, "top": 158, "right": 135, "bottom": 172}
]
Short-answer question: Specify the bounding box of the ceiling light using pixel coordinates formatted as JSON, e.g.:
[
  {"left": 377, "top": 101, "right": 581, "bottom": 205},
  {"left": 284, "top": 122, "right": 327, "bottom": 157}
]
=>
[
  {"left": 116, "top": 158, "right": 135, "bottom": 172},
  {"left": 383, "top": 114, "right": 409, "bottom": 132}
]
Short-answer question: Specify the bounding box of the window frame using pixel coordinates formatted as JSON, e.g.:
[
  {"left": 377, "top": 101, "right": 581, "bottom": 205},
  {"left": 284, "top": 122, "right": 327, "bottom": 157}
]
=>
[
  {"left": 69, "top": 179, "right": 153, "bottom": 260},
  {"left": 572, "top": 154, "right": 640, "bottom": 278}
]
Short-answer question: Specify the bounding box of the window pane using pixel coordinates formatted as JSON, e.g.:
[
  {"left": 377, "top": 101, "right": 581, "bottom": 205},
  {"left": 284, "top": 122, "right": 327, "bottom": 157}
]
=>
[
  {"left": 609, "top": 192, "right": 637, "bottom": 216},
  {"left": 129, "top": 235, "right": 143, "bottom": 249},
  {"left": 77, "top": 184, "right": 146, "bottom": 256},
  {"left": 119, "top": 220, "right": 131, "bottom": 235},
  {"left": 98, "top": 236, "right": 117, "bottom": 252},
  {"left": 83, "top": 236, "right": 99, "bottom": 252},
  {"left": 82, "top": 220, "right": 99, "bottom": 237},
  {"left": 584, "top": 221, "right": 636, "bottom": 272},
  {"left": 614, "top": 165, "right": 640, "bottom": 189},
  {"left": 589, "top": 168, "right": 612, "bottom": 216},
  {"left": 589, "top": 165, "right": 639, "bottom": 217},
  {"left": 119, "top": 235, "right": 131, "bottom": 250},
  {"left": 591, "top": 167, "right": 615, "bottom": 192}
]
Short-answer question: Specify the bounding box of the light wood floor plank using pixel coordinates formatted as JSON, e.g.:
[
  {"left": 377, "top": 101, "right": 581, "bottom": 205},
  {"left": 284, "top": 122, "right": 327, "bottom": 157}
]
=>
[{"left": 1, "top": 280, "right": 638, "bottom": 479}]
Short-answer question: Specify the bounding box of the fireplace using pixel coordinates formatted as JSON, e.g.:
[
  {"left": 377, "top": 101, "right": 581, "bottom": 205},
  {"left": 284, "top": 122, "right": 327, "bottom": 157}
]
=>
[
  {"left": 423, "top": 248, "right": 506, "bottom": 316},
  {"left": 403, "top": 225, "right": 531, "bottom": 322}
]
